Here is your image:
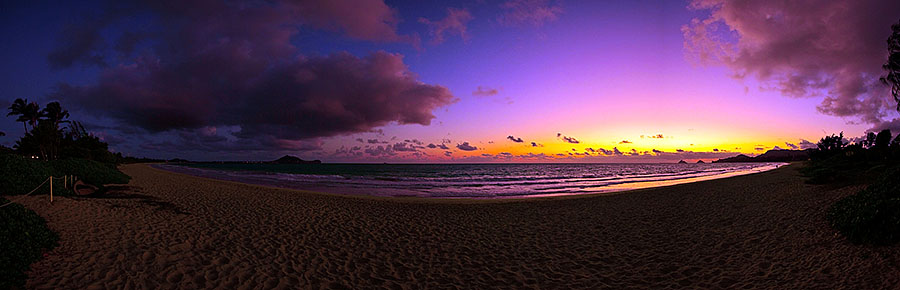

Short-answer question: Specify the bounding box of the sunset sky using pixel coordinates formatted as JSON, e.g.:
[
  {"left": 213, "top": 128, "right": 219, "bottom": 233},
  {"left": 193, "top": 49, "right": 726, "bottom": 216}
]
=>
[{"left": 1, "top": 0, "right": 899, "bottom": 162}]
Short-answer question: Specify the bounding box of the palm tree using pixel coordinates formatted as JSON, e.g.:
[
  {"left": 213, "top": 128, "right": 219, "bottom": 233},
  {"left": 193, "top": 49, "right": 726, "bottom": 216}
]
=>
[
  {"left": 41, "top": 101, "right": 70, "bottom": 128},
  {"left": 22, "top": 101, "right": 41, "bottom": 130},
  {"left": 6, "top": 98, "right": 30, "bottom": 133}
]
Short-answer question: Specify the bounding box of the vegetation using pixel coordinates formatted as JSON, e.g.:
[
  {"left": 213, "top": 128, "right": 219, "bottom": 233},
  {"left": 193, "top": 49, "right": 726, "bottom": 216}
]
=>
[
  {"left": 882, "top": 19, "right": 900, "bottom": 111},
  {"left": 804, "top": 130, "right": 900, "bottom": 245},
  {"left": 0, "top": 154, "right": 70, "bottom": 196},
  {"left": 810, "top": 21, "right": 900, "bottom": 245},
  {"left": 0, "top": 200, "right": 59, "bottom": 289},
  {"left": 49, "top": 158, "right": 130, "bottom": 187},
  {"left": 2, "top": 100, "right": 133, "bottom": 288},
  {"left": 826, "top": 166, "right": 900, "bottom": 245}
]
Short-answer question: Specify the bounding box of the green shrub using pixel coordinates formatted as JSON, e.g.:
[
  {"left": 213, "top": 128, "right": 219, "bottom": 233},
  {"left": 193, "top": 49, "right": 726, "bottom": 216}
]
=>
[
  {"left": 1, "top": 154, "right": 129, "bottom": 196},
  {"left": 0, "top": 198, "right": 59, "bottom": 289},
  {"left": 827, "top": 166, "right": 900, "bottom": 245},
  {"left": 49, "top": 158, "right": 130, "bottom": 187},
  {"left": 0, "top": 154, "right": 60, "bottom": 196}
]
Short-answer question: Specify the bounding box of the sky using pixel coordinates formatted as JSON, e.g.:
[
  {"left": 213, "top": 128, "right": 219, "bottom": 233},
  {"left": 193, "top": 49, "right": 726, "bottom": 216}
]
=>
[{"left": 1, "top": 0, "right": 898, "bottom": 163}]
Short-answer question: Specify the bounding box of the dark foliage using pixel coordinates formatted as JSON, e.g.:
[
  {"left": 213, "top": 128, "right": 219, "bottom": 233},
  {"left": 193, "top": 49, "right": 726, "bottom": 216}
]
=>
[
  {"left": 827, "top": 166, "right": 900, "bottom": 245},
  {"left": 0, "top": 199, "right": 59, "bottom": 289},
  {"left": 882, "top": 19, "right": 900, "bottom": 110},
  {"left": 0, "top": 154, "right": 128, "bottom": 196},
  {"left": 114, "top": 153, "right": 166, "bottom": 164},
  {"left": 49, "top": 158, "right": 131, "bottom": 187},
  {"left": 805, "top": 128, "right": 900, "bottom": 245},
  {"left": 0, "top": 154, "right": 69, "bottom": 196}
]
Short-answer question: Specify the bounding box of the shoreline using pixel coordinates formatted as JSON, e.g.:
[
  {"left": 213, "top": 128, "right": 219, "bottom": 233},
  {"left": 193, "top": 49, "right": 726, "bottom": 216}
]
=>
[
  {"left": 151, "top": 162, "right": 785, "bottom": 200},
  {"left": 17, "top": 163, "right": 900, "bottom": 288}
]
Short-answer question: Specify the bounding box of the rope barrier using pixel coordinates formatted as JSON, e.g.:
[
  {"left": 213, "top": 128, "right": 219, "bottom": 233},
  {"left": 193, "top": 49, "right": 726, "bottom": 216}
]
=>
[
  {"left": 0, "top": 177, "right": 50, "bottom": 208},
  {"left": 0, "top": 175, "right": 74, "bottom": 208}
]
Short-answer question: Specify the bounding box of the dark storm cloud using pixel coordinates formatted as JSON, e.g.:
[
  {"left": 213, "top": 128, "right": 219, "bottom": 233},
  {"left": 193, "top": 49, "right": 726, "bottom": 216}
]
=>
[
  {"left": 47, "top": 0, "right": 453, "bottom": 152},
  {"left": 507, "top": 135, "right": 524, "bottom": 143},
  {"left": 456, "top": 142, "right": 478, "bottom": 151},
  {"left": 56, "top": 51, "right": 456, "bottom": 139},
  {"left": 684, "top": 0, "right": 900, "bottom": 125}
]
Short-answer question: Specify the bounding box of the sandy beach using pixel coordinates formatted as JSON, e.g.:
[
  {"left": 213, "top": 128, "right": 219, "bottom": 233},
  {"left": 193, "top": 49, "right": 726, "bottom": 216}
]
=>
[{"left": 16, "top": 163, "right": 900, "bottom": 289}]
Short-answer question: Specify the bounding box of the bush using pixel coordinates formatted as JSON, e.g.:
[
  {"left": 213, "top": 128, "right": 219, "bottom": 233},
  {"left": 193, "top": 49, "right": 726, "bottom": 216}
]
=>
[
  {"left": 0, "top": 154, "right": 62, "bottom": 196},
  {"left": 827, "top": 166, "right": 900, "bottom": 245},
  {"left": 1, "top": 154, "right": 129, "bottom": 196},
  {"left": 0, "top": 198, "right": 59, "bottom": 289},
  {"left": 49, "top": 158, "right": 130, "bottom": 187}
]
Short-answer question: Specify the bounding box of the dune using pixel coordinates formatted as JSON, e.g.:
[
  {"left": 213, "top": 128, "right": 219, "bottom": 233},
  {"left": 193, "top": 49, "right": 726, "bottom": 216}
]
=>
[{"left": 15, "top": 163, "right": 900, "bottom": 288}]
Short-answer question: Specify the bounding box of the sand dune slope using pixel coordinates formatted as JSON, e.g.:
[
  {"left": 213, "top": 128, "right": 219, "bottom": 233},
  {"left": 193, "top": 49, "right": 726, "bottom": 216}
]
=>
[{"left": 18, "top": 164, "right": 900, "bottom": 289}]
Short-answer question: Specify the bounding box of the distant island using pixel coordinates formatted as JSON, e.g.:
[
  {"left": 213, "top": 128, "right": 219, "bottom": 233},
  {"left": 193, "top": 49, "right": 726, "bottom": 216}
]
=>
[
  {"left": 713, "top": 149, "right": 812, "bottom": 163},
  {"left": 267, "top": 155, "right": 323, "bottom": 164}
]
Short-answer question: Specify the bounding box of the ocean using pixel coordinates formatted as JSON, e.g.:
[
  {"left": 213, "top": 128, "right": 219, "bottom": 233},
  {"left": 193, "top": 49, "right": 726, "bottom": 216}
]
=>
[{"left": 155, "top": 162, "right": 783, "bottom": 198}]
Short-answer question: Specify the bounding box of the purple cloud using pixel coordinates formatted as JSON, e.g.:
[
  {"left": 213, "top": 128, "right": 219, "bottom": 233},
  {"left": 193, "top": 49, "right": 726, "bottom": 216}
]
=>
[
  {"left": 391, "top": 142, "right": 420, "bottom": 152},
  {"left": 46, "top": 1, "right": 452, "bottom": 155},
  {"left": 619, "top": 140, "right": 632, "bottom": 144},
  {"left": 798, "top": 139, "right": 817, "bottom": 149},
  {"left": 419, "top": 8, "right": 473, "bottom": 44},
  {"left": 473, "top": 86, "right": 499, "bottom": 97},
  {"left": 498, "top": 0, "right": 563, "bottom": 27},
  {"left": 57, "top": 52, "right": 456, "bottom": 141},
  {"left": 457, "top": 142, "right": 478, "bottom": 151},
  {"left": 683, "top": 0, "right": 900, "bottom": 125},
  {"left": 507, "top": 135, "right": 524, "bottom": 143},
  {"left": 557, "top": 133, "right": 580, "bottom": 144},
  {"left": 784, "top": 142, "right": 799, "bottom": 150},
  {"left": 427, "top": 143, "right": 450, "bottom": 150},
  {"left": 530, "top": 141, "right": 543, "bottom": 147}
]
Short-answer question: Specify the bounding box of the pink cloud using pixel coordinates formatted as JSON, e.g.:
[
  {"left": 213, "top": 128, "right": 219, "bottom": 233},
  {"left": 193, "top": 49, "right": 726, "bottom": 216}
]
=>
[
  {"left": 683, "top": 0, "right": 900, "bottom": 125},
  {"left": 290, "top": 0, "right": 411, "bottom": 43}
]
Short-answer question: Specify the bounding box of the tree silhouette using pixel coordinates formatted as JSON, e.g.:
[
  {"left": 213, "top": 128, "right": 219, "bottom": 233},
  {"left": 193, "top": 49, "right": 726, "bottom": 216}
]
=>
[
  {"left": 6, "top": 98, "right": 31, "bottom": 133},
  {"left": 817, "top": 132, "right": 846, "bottom": 154},
  {"left": 21, "top": 101, "right": 41, "bottom": 131},
  {"left": 875, "top": 129, "right": 892, "bottom": 150},
  {"left": 41, "top": 101, "right": 70, "bottom": 129},
  {"left": 883, "top": 19, "right": 900, "bottom": 111},
  {"left": 863, "top": 132, "right": 877, "bottom": 148}
]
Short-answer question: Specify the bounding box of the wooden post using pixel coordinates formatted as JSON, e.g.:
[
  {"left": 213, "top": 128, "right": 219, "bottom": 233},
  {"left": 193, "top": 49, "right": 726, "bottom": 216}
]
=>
[
  {"left": 64, "top": 175, "right": 67, "bottom": 189},
  {"left": 50, "top": 177, "right": 53, "bottom": 203}
]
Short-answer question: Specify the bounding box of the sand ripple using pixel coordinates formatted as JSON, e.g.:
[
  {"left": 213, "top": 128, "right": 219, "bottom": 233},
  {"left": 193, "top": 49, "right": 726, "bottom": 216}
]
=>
[{"left": 17, "top": 164, "right": 900, "bottom": 289}]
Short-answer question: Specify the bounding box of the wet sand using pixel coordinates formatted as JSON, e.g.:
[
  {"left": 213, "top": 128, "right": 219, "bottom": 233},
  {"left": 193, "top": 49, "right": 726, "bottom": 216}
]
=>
[{"left": 18, "top": 163, "right": 900, "bottom": 289}]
